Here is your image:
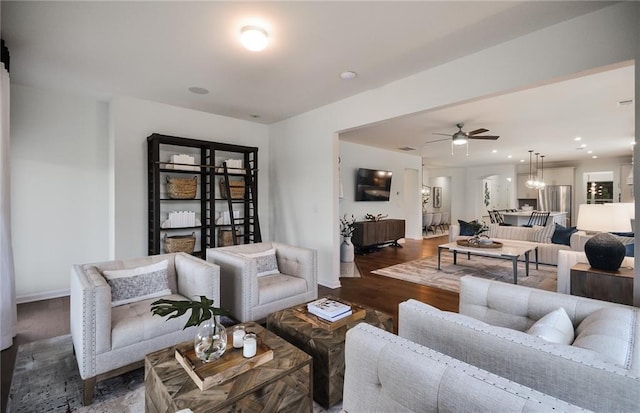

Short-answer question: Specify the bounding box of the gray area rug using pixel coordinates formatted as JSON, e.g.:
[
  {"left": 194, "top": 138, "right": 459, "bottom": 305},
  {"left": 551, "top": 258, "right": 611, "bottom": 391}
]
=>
[
  {"left": 8, "top": 334, "right": 342, "bottom": 412},
  {"left": 372, "top": 253, "right": 557, "bottom": 293}
]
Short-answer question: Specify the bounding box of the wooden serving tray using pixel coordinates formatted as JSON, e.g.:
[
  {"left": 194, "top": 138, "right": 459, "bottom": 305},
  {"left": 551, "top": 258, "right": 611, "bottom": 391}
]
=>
[
  {"left": 175, "top": 332, "right": 273, "bottom": 391},
  {"left": 456, "top": 239, "right": 503, "bottom": 249},
  {"left": 292, "top": 300, "right": 366, "bottom": 331}
]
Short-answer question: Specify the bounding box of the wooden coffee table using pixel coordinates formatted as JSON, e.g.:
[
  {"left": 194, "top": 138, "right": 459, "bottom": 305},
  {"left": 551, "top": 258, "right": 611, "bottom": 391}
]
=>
[
  {"left": 145, "top": 322, "right": 312, "bottom": 413},
  {"left": 438, "top": 240, "right": 539, "bottom": 284},
  {"left": 266, "top": 297, "right": 393, "bottom": 408}
]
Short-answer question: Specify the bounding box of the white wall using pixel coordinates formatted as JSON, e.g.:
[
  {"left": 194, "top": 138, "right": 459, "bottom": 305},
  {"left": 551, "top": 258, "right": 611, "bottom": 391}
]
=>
[
  {"left": 10, "top": 85, "right": 109, "bottom": 301},
  {"left": 270, "top": 3, "right": 639, "bottom": 289},
  {"left": 339, "top": 141, "right": 422, "bottom": 232},
  {"left": 110, "top": 97, "right": 270, "bottom": 259}
]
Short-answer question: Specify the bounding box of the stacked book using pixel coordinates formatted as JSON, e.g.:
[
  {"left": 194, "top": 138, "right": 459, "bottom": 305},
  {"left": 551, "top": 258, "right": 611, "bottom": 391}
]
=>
[{"left": 307, "top": 298, "right": 352, "bottom": 322}]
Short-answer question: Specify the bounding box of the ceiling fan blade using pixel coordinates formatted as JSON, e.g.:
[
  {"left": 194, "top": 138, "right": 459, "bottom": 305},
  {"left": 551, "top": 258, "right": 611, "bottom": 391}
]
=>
[
  {"left": 424, "top": 137, "right": 452, "bottom": 144},
  {"left": 432, "top": 132, "right": 452, "bottom": 136},
  {"left": 468, "top": 128, "right": 489, "bottom": 135},
  {"left": 468, "top": 135, "right": 499, "bottom": 140}
]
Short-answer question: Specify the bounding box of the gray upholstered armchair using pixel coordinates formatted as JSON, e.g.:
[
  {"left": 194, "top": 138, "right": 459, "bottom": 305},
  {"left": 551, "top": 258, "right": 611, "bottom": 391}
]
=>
[
  {"left": 206, "top": 242, "right": 317, "bottom": 322},
  {"left": 70, "top": 252, "right": 219, "bottom": 405}
]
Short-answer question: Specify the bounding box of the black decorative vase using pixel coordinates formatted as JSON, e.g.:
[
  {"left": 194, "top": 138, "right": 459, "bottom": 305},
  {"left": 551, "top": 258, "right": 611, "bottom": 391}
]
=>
[{"left": 584, "top": 233, "right": 626, "bottom": 271}]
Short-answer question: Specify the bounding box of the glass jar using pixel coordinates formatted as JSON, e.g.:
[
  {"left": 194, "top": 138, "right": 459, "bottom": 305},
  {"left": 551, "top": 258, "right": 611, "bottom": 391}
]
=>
[{"left": 194, "top": 316, "right": 227, "bottom": 362}]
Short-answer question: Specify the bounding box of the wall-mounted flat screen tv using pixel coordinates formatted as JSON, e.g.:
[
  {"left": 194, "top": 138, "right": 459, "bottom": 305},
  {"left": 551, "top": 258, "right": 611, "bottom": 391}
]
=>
[{"left": 355, "top": 168, "right": 392, "bottom": 201}]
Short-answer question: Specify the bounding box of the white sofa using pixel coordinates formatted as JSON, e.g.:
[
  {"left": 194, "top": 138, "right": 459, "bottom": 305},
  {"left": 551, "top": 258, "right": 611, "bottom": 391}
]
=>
[
  {"left": 71, "top": 252, "right": 219, "bottom": 405},
  {"left": 557, "top": 249, "right": 634, "bottom": 294},
  {"left": 398, "top": 276, "right": 640, "bottom": 412},
  {"left": 449, "top": 222, "right": 587, "bottom": 265},
  {"left": 343, "top": 323, "right": 589, "bottom": 412}
]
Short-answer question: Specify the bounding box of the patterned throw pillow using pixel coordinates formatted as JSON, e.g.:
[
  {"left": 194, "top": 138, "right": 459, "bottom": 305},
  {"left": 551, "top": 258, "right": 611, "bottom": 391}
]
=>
[
  {"left": 102, "top": 260, "right": 171, "bottom": 307},
  {"left": 239, "top": 248, "right": 280, "bottom": 277},
  {"left": 532, "top": 223, "right": 555, "bottom": 244}
]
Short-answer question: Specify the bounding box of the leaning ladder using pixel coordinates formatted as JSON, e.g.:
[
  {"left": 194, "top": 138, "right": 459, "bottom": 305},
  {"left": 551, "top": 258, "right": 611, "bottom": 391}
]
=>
[{"left": 221, "top": 161, "right": 261, "bottom": 245}]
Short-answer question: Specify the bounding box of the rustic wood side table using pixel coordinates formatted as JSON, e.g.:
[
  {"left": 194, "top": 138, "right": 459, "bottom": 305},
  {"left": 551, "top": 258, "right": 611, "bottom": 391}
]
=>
[
  {"left": 266, "top": 298, "right": 393, "bottom": 408},
  {"left": 570, "top": 262, "right": 634, "bottom": 305},
  {"left": 145, "top": 322, "right": 313, "bottom": 413}
]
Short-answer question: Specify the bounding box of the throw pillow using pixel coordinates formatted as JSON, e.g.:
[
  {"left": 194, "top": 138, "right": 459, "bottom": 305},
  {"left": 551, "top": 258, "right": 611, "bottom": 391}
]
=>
[
  {"left": 531, "top": 223, "right": 554, "bottom": 244},
  {"left": 458, "top": 219, "right": 482, "bottom": 236},
  {"left": 239, "top": 248, "right": 280, "bottom": 277},
  {"left": 526, "top": 307, "right": 574, "bottom": 345},
  {"left": 102, "top": 260, "right": 171, "bottom": 307},
  {"left": 551, "top": 223, "right": 577, "bottom": 246},
  {"left": 610, "top": 233, "right": 635, "bottom": 257},
  {"left": 573, "top": 307, "right": 635, "bottom": 368}
]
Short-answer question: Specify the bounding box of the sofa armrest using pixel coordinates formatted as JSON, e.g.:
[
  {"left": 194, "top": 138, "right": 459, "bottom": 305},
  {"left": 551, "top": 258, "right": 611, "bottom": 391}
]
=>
[
  {"left": 174, "top": 253, "right": 220, "bottom": 304},
  {"left": 206, "top": 249, "right": 257, "bottom": 322},
  {"left": 449, "top": 224, "right": 460, "bottom": 242},
  {"left": 70, "top": 264, "right": 112, "bottom": 379},
  {"left": 272, "top": 242, "right": 317, "bottom": 290},
  {"left": 571, "top": 230, "right": 589, "bottom": 251}
]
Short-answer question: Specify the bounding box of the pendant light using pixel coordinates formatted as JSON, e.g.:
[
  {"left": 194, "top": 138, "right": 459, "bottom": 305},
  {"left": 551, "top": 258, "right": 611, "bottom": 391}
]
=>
[
  {"left": 525, "top": 150, "right": 536, "bottom": 188},
  {"left": 538, "top": 155, "right": 546, "bottom": 189}
]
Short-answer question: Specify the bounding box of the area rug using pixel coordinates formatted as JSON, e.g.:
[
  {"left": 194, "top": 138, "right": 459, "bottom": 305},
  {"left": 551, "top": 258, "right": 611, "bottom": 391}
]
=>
[
  {"left": 372, "top": 253, "right": 557, "bottom": 293},
  {"left": 7, "top": 334, "right": 342, "bottom": 413}
]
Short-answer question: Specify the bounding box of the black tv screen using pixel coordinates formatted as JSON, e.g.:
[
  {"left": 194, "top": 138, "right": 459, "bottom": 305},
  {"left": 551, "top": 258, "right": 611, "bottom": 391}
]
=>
[{"left": 355, "top": 168, "right": 392, "bottom": 201}]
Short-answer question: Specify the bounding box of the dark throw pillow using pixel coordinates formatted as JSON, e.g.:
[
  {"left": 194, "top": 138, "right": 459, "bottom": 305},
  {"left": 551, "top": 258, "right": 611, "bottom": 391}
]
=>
[
  {"left": 458, "top": 219, "right": 482, "bottom": 236},
  {"left": 610, "top": 232, "right": 635, "bottom": 257},
  {"left": 551, "top": 223, "right": 577, "bottom": 246}
]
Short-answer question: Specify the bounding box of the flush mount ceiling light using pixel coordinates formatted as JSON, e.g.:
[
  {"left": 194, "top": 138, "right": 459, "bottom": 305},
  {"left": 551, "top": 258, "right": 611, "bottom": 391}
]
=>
[
  {"left": 340, "top": 71, "right": 358, "bottom": 80},
  {"left": 240, "top": 26, "right": 268, "bottom": 51}
]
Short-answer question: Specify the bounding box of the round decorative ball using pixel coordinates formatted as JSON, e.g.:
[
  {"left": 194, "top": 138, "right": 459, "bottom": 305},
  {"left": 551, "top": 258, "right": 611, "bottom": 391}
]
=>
[{"left": 584, "top": 233, "right": 626, "bottom": 271}]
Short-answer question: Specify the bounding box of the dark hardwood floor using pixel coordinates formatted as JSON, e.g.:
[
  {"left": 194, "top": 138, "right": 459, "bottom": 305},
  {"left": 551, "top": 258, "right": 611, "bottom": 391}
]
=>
[{"left": 0, "top": 235, "right": 452, "bottom": 413}]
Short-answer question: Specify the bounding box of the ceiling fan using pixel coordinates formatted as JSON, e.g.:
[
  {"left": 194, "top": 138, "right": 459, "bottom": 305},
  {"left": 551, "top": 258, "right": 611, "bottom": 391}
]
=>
[{"left": 425, "top": 123, "right": 500, "bottom": 146}]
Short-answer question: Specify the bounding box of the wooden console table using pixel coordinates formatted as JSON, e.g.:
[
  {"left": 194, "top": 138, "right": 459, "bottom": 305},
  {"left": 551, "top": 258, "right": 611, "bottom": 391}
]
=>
[
  {"left": 570, "top": 263, "right": 633, "bottom": 305},
  {"left": 352, "top": 219, "right": 405, "bottom": 249}
]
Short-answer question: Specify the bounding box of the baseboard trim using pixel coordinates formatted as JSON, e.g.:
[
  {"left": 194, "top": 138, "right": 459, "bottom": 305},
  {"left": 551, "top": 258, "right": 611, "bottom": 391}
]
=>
[{"left": 17, "top": 289, "right": 70, "bottom": 304}]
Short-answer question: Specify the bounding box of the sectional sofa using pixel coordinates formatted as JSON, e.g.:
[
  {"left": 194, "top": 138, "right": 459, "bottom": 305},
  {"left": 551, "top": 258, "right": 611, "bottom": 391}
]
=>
[
  {"left": 398, "top": 276, "right": 640, "bottom": 412},
  {"left": 449, "top": 222, "right": 587, "bottom": 265}
]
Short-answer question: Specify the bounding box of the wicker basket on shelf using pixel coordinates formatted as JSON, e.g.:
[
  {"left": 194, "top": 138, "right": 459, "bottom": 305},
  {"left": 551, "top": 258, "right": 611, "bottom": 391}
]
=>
[
  {"left": 164, "top": 232, "right": 196, "bottom": 253},
  {"left": 219, "top": 178, "right": 245, "bottom": 199},
  {"left": 166, "top": 176, "right": 197, "bottom": 199}
]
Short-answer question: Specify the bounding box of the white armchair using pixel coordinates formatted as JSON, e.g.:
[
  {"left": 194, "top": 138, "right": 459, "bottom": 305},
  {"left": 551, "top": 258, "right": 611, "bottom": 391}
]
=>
[
  {"left": 70, "top": 252, "right": 219, "bottom": 405},
  {"left": 206, "top": 242, "right": 317, "bottom": 322}
]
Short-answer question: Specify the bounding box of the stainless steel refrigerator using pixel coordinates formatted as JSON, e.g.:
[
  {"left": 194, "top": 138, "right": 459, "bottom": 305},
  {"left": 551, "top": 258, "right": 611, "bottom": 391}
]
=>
[{"left": 538, "top": 185, "right": 572, "bottom": 226}]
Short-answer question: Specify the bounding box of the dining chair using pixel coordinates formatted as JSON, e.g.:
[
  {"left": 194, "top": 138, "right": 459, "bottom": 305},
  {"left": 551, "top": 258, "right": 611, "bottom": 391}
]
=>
[{"left": 524, "top": 211, "right": 550, "bottom": 227}]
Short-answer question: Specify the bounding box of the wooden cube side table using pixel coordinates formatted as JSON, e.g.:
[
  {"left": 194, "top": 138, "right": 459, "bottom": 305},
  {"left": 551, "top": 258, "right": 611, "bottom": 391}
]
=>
[
  {"left": 570, "top": 262, "right": 634, "bottom": 305},
  {"left": 145, "top": 322, "right": 312, "bottom": 413},
  {"left": 266, "top": 298, "right": 393, "bottom": 408}
]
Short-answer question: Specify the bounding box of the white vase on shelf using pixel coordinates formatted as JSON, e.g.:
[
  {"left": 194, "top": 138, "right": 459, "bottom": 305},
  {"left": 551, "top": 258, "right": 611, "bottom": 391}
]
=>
[{"left": 340, "top": 236, "right": 355, "bottom": 262}]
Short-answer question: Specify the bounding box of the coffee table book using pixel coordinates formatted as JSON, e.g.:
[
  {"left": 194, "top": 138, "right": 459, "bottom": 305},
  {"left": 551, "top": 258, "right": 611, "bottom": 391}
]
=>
[
  {"left": 294, "top": 301, "right": 365, "bottom": 331},
  {"left": 174, "top": 333, "right": 273, "bottom": 391}
]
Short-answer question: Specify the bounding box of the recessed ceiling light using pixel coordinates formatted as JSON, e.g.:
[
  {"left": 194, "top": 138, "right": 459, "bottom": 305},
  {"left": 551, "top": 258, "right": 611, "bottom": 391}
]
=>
[
  {"left": 592, "top": 155, "right": 598, "bottom": 159},
  {"left": 574, "top": 137, "right": 582, "bottom": 141},
  {"left": 507, "top": 155, "right": 512, "bottom": 159},
  {"left": 587, "top": 150, "right": 593, "bottom": 154},
  {"left": 520, "top": 159, "right": 524, "bottom": 162},
  {"left": 188, "top": 86, "right": 209, "bottom": 95},
  {"left": 340, "top": 71, "right": 358, "bottom": 80},
  {"left": 492, "top": 149, "right": 497, "bottom": 153},
  {"left": 240, "top": 25, "right": 268, "bottom": 51},
  {"left": 580, "top": 144, "right": 587, "bottom": 148}
]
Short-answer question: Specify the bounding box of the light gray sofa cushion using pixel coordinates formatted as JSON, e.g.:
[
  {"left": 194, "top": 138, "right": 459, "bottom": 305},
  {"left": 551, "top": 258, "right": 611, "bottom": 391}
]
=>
[{"left": 344, "top": 323, "right": 590, "bottom": 413}]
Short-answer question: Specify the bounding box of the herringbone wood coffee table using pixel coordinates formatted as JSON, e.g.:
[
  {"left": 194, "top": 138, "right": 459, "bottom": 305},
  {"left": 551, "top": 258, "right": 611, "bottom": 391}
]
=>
[
  {"left": 267, "top": 298, "right": 393, "bottom": 408},
  {"left": 145, "top": 322, "right": 312, "bottom": 413}
]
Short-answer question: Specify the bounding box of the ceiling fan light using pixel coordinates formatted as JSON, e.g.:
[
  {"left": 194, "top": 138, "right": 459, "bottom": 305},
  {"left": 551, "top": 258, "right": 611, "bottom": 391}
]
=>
[{"left": 452, "top": 136, "right": 467, "bottom": 145}]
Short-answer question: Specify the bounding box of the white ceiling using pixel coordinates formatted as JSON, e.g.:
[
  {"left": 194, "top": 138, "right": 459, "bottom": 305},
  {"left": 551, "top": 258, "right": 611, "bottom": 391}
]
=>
[
  {"left": 2, "top": 0, "right": 615, "bottom": 127},
  {"left": 341, "top": 63, "right": 636, "bottom": 168}
]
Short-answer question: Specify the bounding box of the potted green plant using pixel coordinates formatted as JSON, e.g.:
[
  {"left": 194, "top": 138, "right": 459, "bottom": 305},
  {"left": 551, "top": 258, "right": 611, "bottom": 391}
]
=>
[{"left": 151, "top": 296, "right": 229, "bottom": 362}]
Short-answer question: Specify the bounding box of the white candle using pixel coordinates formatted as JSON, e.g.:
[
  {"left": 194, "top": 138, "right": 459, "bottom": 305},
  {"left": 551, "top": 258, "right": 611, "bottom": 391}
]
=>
[
  {"left": 233, "top": 326, "right": 246, "bottom": 348},
  {"left": 243, "top": 333, "right": 257, "bottom": 358}
]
